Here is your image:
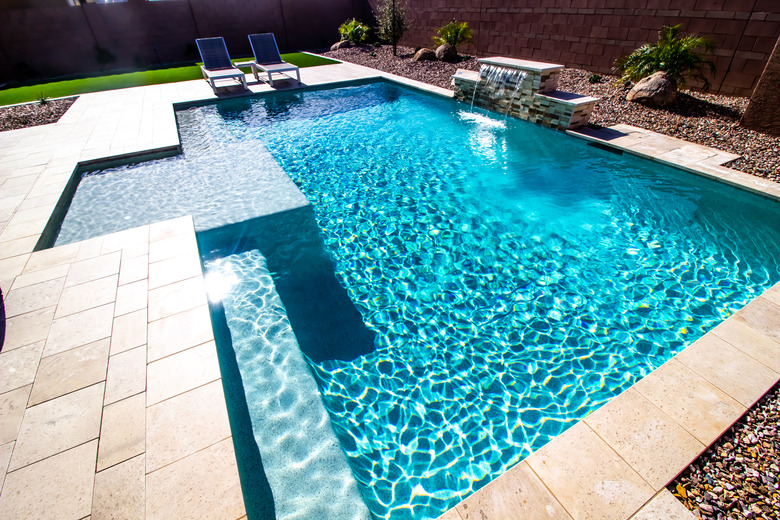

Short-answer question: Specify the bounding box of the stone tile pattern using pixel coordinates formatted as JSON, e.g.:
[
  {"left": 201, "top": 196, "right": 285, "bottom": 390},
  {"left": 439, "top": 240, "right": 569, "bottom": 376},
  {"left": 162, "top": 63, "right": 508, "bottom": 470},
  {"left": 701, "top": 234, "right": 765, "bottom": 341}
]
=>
[
  {"left": 438, "top": 284, "right": 780, "bottom": 520},
  {"left": 0, "top": 217, "right": 245, "bottom": 520},
  {"left": 452, "top": 61, "right": 598, "bottom": 130}
]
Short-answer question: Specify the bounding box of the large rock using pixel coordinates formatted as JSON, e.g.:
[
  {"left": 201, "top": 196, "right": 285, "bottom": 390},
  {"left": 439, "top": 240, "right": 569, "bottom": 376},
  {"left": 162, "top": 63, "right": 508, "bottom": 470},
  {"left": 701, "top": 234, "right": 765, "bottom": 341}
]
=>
[
  {"left": 626, "top": 71, "right": 677, "bottom": 107},
  {"left": 412, "top": 48, "right": 436, "bottom": 61},
  {"left": 330, "top": 40, "right": 351, "bottom": 51},
  {"left": 435, "top": 44, "right": 458, "bottom": 62}
]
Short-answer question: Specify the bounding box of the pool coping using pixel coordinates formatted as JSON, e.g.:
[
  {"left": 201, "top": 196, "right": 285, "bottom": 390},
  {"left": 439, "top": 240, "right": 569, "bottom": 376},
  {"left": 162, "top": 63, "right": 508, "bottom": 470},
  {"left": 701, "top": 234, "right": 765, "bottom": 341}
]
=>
[{"left": 0, "top": 59, "right": 778, "bottom": 520}]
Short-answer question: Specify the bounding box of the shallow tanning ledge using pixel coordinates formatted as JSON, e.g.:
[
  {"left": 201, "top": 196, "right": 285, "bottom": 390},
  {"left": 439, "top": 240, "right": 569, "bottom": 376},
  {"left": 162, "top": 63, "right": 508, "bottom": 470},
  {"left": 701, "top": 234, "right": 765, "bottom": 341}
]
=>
[{"left": 452, "top": 56, "right": 599, "bottom": 130}]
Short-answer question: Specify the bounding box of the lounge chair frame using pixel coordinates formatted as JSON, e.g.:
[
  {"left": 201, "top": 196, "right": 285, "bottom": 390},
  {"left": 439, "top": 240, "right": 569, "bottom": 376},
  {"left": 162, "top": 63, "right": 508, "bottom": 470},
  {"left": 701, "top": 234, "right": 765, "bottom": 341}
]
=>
[
  {"left": 245, "top": 33, "right": 301, "bottom": 86},
  {"left": 196, "top": 37, "right": 248, "bottom": 95}
]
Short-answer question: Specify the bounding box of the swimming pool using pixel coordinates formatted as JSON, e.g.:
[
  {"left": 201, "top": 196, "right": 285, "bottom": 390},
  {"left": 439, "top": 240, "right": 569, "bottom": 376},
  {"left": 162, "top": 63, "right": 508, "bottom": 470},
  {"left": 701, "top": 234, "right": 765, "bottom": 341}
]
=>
[{"left": 55, "top": 81, "right": 780, "bottom": 519}]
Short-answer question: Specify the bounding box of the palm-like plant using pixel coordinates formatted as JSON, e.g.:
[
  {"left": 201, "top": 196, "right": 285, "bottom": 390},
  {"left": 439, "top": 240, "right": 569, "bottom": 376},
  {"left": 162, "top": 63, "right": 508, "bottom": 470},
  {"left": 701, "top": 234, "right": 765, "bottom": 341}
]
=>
[
  {"left": 433, "top": 20, "right": 473, "bottom": 52},
  {"left": 339, "top": 19, "right": 370, "bottom": 45},
  {"left": 614, "top": 25, "right": 716, "bottom": 89}
]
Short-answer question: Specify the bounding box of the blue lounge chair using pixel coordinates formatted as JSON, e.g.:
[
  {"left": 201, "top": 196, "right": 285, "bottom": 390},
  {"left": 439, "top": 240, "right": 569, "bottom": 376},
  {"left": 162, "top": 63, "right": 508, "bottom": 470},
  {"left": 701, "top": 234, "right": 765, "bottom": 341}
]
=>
[
  {"left": 246, "top": 33, "right": 301, "bottom": 86},
  {"left": 195, "top": 37, "right": 248, "bottom": 94}
]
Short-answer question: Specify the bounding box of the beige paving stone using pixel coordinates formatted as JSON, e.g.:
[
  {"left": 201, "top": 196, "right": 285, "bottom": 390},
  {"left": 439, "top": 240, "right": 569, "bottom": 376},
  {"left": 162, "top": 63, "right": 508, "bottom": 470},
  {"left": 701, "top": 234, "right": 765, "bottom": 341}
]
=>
[
  {"left": 146, "top": 437, "right": 245, "bottom": 520},
  {"left": 712, "top": 317, "right": 780, "bottom": 373},
  {"left": 437, "top": 508, "right": 462, "bottom": 520},
  {"left": 147, "top": 341, "right": 221, "bottom": 406},
  {"left": 114, "top": 278, "right": 147, "bottom": 317},
  {"left": 23, "top": 241, "right": 79, "bottom": 273},
  {"left": 4, "top": 277, "right": 65, "bottom": 318},
  {"left": 633, "top": 358, "right": 745, "bottom": 445},
  {"left": 147, "top": 305, "right": 214, "bottom": 362},
  {"left": 0, "top": 341, "right": 44, "bottom": 394},
  {"left": 0, "top": 236, "right": 38, "bottom": 260},
  {"left": 148, "top": 253, "right": 203, "bottom": 290},
  {"left": 93, "top": 454, "right": 145, "bottom": 520},
  {"left": 526, "top": 422, "right": 654, "bottom": 520},
  {"left": 674, "top": 333, "right": 779, "bottom": 408},
  {"left": 0, "top": 441, "right": 13, "bottom": 490},
  {"left": 148, "top": 275, "right": 208, "bottom": 322},
  {"left": 9, "top": 383, "right": 104, "bottom": 471},
  {"left": 0, "top": 253, "right": 30, "bottom": 285},
  {"left": 734, "top": 296, "right": 780, "bottom": 343},
  {"left": 3, "top": 305, "right": 55, "bottom": 351},
  {"left": 104, "top": 346, "right": 146, "bottom": 405},
  {"left": 45, "top": 302, "right": 115, "bottom": 357},
  {"left": 119, "top": 254, "right": 148, "bottom": 286},
  {"left": 146, "top": 380, "right": 231, "bottom": 471},
  {"left": 65, "top": 251, "right": 121, "bottom": 287},
  {"left": 629, "top": 489, "right": 697, "bottom": 520},
  {"left": 0, "top": 218, "right": 47, "bottom": 242},
  {"left": 762, "top": 284, "right": 780, "bottom": 306},
  {"left": 148, "top": 232, "right": 199, "bottom": 264},
  {"left": 110, "top": 309, "right": 147, "bottom": 356},
  {"left": 29, "top": 338, "right": 110, "bottom": 406},
  {"left": 149, "top": 216, "right": 193, "bottom": 243},
  {"left": 0, "top": 439, "right": 97, "bottom": 520},
  {"left": 584, "top": 387, "right": 704, "bottom": 490},
  {"left": 76, "top": 236, "right": 105, "bottom": 262},
  {"left": 0, "top": 385, "right": 31, "bottom": 445},
  {"left": 456, "top": 460, "right": 571, "bottom": 519},
  {"left": 55, "top": 274, "right": 118, "bottom": 318},
  {"left": 97, "top": 393, "right": 145, "bottom": 471},
  {"left": 11, "top": 263, "right": 69, "bottom": 290},
  {"left": 102, "top": 226, "right": 149, "bottom": 259}
]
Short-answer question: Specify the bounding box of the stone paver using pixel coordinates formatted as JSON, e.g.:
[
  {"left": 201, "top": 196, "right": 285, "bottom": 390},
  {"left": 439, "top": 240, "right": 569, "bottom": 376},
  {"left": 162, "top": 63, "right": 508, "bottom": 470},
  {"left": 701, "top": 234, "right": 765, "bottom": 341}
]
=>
[
  {"left": 2, "top": 306, "right": 55, "bottom": 351},
  {"left": 0, "top": 385, "right": 31, "bottom": 445},
  {"left": 146, "top": 341, "right": 220, "bottom": 406},
  {"left": 0, "top": 440, "right": 98, "bottom": 520},
  {"left": 93, "top": 454, "right": 146, "bottom": 520},
  {"left": 28, "top": 338, "right": 109, "bottom": 406},
  {"left": 9, "top": 383, "right": 104, "bottom": 471},
  {"left": 0, "top": 341, "right": 45, "bottom": 394},
  {"left": 145, "top": 438, "right": 244, "bottom": 520},
  {"left": 45, "top": 302, "right": 115, "bottom": 357},
  {"left": 97, "top": 393, "right": 146, "bottom": 471},
  {"left": 629, "top": 489, "right": 697, "bottom": 520},
  {"left": 104, "top": 345, "right": 146, "bottom": 405}
]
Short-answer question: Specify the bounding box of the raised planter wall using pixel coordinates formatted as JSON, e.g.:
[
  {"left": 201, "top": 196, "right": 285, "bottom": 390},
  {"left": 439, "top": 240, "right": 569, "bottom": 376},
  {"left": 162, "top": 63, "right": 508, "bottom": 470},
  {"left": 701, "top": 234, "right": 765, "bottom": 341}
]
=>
[{"left": 391, "top": 0, "right": 780, "bottom": 97}]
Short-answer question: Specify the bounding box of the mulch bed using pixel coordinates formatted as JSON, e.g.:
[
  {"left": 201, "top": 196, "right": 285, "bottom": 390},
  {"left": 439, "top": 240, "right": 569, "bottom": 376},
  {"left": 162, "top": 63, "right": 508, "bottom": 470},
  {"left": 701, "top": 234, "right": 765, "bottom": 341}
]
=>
[
  {"left": 0, "top": 97, "right": 78, "bottom": 132},
  {"left": 325, "top": 44, "right": 780, "bottom": 183}
]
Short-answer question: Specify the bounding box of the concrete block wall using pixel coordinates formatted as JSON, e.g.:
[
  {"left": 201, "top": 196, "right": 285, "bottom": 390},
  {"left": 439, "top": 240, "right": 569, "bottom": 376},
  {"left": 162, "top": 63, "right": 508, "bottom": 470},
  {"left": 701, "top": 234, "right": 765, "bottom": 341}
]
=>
[{"left": 396, "top": 0, "right": 780, "bottom": 96}]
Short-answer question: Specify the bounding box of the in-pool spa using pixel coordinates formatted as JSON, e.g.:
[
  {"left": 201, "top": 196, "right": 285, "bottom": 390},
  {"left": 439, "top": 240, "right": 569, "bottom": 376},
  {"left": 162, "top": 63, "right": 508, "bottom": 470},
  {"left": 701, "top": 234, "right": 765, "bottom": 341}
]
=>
[{"left": 54, "top": 81, "right": 780, "bottom": 519}]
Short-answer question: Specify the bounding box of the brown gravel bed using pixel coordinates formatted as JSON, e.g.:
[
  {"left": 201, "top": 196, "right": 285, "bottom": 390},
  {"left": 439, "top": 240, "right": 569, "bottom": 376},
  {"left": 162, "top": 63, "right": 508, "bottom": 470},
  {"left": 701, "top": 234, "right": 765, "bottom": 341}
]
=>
[
  {"left": 670, "top": 383, "right": 780, "bottom": 520},
  {"left": 325, "top": 45, "right": 780, "bottom": 183},
  {"left": 0, "top": 97, "right": 77, "bottom": 132}
]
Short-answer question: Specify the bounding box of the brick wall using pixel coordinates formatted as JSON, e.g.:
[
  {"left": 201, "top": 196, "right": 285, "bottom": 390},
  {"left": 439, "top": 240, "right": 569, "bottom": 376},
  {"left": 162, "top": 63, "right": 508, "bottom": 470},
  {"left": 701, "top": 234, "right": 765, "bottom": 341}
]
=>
[
  {"left": 396, "top": 0, "right": 780, "bottom": 96},
  {"left": 0, "top": 0, "right": 359, "bottom": 83}
]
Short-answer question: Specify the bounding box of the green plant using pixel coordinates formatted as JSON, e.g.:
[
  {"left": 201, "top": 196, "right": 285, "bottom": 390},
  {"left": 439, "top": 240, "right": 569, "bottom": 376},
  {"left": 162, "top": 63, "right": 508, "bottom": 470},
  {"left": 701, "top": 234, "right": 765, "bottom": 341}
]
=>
[
  {"left": 338, "top": 19, "right": 370, "bottom": 45},
  {"left": 433, "top": 20, "right": 473, "bottom": 50},
  {"left": 37, "top": 92, "right": 50, "bottom": 105},
  {"left": 375, "top": 0, "right": 410, "bottom": 56},
  {"left": 614, "top": 24, "right": 716, "bottom": 89},
  {"left": 588, "top": 73, "right": 602, "bottom": 84}
]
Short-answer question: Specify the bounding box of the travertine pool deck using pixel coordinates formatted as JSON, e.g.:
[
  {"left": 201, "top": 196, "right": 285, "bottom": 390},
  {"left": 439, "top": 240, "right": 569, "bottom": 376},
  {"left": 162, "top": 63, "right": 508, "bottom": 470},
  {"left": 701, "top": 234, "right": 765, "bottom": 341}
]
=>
[{"left": 0, "top": 58, "right": 779, "bottom": 520}]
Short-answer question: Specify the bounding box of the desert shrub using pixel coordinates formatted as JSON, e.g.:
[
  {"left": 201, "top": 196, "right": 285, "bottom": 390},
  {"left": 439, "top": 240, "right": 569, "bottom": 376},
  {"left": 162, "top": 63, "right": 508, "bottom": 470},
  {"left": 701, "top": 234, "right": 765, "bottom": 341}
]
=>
[
  {"left": 433, "top": 20, "right": 473, "bottom": 50},
  {"left": 614, "top": 25, "right": 716, "bottom": 89},
  {"left": 339, "top": 19, "right": 370, "bottom": 45}
]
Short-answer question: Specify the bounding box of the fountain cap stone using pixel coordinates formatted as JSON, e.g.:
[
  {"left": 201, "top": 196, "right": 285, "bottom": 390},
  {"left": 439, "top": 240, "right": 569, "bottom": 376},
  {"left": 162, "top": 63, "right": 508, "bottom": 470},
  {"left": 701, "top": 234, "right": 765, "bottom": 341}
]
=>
[{"left": 478, "top": 57, "right": 565, "bottom": 74}]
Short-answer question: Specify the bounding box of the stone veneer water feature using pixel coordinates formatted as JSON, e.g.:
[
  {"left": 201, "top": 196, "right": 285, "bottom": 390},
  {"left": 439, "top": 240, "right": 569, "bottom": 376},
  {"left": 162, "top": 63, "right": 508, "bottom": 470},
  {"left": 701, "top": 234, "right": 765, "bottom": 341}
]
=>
[{"left": 453, "top": 57, "right": 599, "bottom": 130}]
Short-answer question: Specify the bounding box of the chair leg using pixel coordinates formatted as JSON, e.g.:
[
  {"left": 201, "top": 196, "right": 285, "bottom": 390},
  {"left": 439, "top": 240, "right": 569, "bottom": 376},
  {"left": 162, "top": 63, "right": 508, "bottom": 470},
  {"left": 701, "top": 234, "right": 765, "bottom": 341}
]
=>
[{"left": 296, "top": 69, "right": 301, "bottom": 84}]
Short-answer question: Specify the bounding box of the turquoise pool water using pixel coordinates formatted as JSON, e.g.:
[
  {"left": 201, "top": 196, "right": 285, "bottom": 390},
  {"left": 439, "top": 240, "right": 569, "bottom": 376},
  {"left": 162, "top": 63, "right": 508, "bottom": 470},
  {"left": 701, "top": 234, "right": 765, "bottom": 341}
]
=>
[{"left": 56, "top": 82, "right": 780, "bottom": 519}]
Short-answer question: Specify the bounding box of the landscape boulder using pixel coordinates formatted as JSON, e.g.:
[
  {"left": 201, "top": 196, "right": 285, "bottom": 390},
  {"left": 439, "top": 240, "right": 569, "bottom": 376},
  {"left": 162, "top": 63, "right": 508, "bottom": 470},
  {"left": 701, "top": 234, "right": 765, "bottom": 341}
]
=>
[
  {"left": 626, "top": 71, "right": 677, "bottom": 107},
  {"left": 330, "top": 40, "right": 351, "bottom": 51},
  {"left": 435, "top": 44, "right": 458, "bottom": 62},
  {"left": 412, "top": 48, "right": 437, "bottom": 62}
]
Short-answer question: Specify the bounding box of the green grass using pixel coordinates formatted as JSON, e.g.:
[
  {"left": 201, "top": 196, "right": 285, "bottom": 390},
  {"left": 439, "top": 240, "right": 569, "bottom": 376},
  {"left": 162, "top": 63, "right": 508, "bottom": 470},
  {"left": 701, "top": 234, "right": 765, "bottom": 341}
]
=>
[{"left": 0, "top": 53, "right": 339, "bottom": 106}]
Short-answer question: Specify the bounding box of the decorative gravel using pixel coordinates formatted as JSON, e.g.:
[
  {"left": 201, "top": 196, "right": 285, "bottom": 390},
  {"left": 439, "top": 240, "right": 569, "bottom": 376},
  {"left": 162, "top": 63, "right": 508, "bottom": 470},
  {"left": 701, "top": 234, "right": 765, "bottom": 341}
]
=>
[
  {"left": 0, "top": 97, "right": 77, "bottom": 132},
  {"left": 670, "top": 383, "right": 780, "bottom": 520},
  {"left": 325, "top": 44, "right": 780, "bottom": 183}
]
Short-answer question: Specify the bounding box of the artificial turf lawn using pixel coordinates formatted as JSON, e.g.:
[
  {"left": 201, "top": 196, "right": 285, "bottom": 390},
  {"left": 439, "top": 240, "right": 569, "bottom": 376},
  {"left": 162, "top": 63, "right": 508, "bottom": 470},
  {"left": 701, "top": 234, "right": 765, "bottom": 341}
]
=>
[{"left": 0, "top": 53, "right": 339, "bottom": 106}]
